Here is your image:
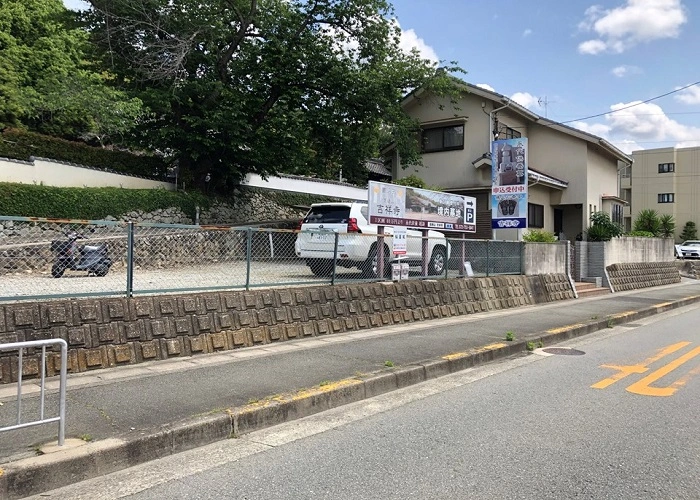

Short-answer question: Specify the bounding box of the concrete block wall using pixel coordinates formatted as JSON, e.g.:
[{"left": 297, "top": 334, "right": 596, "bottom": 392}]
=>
[
  {"left": 0, "top": 274, "right": 576, "bottom": 383},
  {"left": 606, "top": 262, "right": 681, "bottom": 292}
]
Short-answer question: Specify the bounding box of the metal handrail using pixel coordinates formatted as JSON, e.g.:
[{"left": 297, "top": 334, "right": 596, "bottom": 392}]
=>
[{"left": 0, "top": 339, "right": 68, "bottom": 446}]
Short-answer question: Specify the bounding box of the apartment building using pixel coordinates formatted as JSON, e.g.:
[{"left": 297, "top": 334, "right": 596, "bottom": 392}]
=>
[{"left": 629, "top": 146, "right": 700, "bottom": 240}]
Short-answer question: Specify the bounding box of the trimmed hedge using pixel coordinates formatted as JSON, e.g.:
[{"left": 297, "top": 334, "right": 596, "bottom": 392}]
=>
[
  {"left": 0, "top": 183, "right": 209, "bottom": 220},
  {"left": 0, "top": 128, "right": 168, "bottom": 179}
]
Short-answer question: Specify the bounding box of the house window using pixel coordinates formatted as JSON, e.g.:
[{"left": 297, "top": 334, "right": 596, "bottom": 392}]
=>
[
  {"left": 421, "top": 125, "right": 464, "bottom": 153},
  {"left": 497, "top": 125, "right": 521, "bottom": 140},
  {"left": 528, "top": 203, "right": 544, "bottom": 228},
  {"left": 658, "top": 193, "right": 675, "bottom": 203},
  {"left": 612, "top": 204, "right": 623, "bottom": 224},
  {"left": 658, "top": 163, "right": 675, "bottom": 173}
]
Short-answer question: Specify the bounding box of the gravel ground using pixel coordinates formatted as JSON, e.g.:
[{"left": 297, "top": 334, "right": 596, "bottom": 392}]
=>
[{"left": 0, "top": 260, "right": 463, "bottom": 303}]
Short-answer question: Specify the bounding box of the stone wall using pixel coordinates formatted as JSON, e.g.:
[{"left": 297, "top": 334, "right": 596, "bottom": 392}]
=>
[
  {"left": 606, "top": 262, "right": 681, "bottom": 292},
  {"left": 0, "top": 274, "right": 576, "bottom": 383}
]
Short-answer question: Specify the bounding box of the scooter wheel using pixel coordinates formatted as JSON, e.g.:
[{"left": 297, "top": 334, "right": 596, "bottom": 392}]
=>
[
  {"left": 51, "top": 263, "right": 66, "bottom": 278},
  {"left": 93, "top": 265, "right": 110, "bottom": 277}
]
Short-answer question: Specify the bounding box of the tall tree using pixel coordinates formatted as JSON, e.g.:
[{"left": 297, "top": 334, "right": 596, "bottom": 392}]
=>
[
  {"left": 0, "top": 0, "right": 144, "bottom": 142},
  {"left": 84, "top": 0, "right": 461, "bottom": 190}
]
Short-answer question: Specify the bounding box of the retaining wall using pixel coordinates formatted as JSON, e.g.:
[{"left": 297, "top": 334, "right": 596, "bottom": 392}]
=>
[
  {"left": 606, "top": 262, "right": 681, "bottom": 292},
  {"left": 0, "top": 274, "right": 575, "bottom": 383}
]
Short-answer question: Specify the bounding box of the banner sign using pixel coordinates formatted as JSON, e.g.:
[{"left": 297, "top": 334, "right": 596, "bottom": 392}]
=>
[
  {"left": 392, "top": 226, "right": 407, "bottom": 255},
  {"left": 491, "top": 138, "right": 528, "bottom": 229},
  {"left": 368, "top": 181, "right": 476, "bottom": 233}
]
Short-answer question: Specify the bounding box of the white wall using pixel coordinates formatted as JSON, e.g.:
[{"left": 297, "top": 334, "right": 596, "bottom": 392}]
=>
[
  {"left": 522, "top": 242, "right": 568, "bottom": 275},
  {"left": 243, "top": 174, "right": 367, "bottom": 200},
  {"left": 0, "top": 157, "right": 175, "bottom": 190}
]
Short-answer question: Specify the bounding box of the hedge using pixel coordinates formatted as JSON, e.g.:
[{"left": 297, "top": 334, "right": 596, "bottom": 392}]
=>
[
  {"left": 0, "top": 183, "right": 209, "bottom": 220},
  {"left": 0, "top": 128, "right": 168, "bottom": 179}
]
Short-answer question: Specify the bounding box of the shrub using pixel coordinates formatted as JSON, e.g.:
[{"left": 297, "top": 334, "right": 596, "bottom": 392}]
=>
[
  {"left": 680, "top": 221, "right": 697, "bottom": 241},
  {"left": 586, "top": 211, "right": 622, "bottom": 241},
  {"left": 659, "top": 214, "right": 675, "bottom": 238},
  {"left": 625, "top": 231, "right": 655, "bottom": 238},
  {"left": 0, "top": 128, "right": 168, "bottom": 179},
  {"left": 633, "top": 209, "right": 661, "bottom": 236},
  {"left": 523, "top": 229, "right": 557, "bottom": 243},
  {"left": 0, "top": 182, "right": 209, "bottom": 220}
]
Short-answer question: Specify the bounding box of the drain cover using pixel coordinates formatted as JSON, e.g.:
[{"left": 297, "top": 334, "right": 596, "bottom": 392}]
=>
[{"left": 541, "top": 347, "right": 585, "bottom": 356}]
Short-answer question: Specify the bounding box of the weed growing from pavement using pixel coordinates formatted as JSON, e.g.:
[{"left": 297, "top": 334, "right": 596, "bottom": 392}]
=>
[
  {"left": 319, "top": 380, "right": 330, "bottom": 387},
  {"left": 384, "top": 360, "right": 394, "bottom": 367},
  {"left": 80, "top": 434, "right": 93, "bottom": 442},
  {"left": 607, "top": 318, "right": 615, "bottom": 328},
  {"left": 591, "top": 315, "right": 598, "bottom": 320},
  {"left": 505, "top": 331, "right": 515, "bottom": 341},
  {"left": 537, "top": 340, "right": 544, "bottom": 348},
  {"left": 526, "top": 342, "right": 535, "bottom": 351}
]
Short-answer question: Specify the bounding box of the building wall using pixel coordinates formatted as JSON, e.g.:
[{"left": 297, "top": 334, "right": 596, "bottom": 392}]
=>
[
  {"left": 0, "top": 157, "right": 175, "bottom": 190},
  {"left": 631, "top": 146, "right": 700, "bottom": 241},
  {"left": 586, "top": 147, "right": 619, "bottom": 225}
]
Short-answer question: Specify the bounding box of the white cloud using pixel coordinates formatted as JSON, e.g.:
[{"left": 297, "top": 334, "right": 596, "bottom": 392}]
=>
[
  {"left": 611, "top": 65, "right": 641, "bottom": 77},
  {"left": 476, "top": 83, "right": 496, "bottom": 92},
  {"left": 510, "top": 92, "right": 540, "bottom": 111},
  {"left": 675, "top": 84, "right": 700, "bottom": 105},
  {"left": 523, "top": 29, "right": 533, "bottom": 37},
  {"left": 571, "top": 101, "right": 700, "bottom": 150},
  {"left": 399, "top": 27, "right": 439, "bottom": 64},
  {"left": 578, "top": 0, "right": 688, "bottom": 54},
  {"left": 62, "top": 0, "right": 90, "bottom": 10}
]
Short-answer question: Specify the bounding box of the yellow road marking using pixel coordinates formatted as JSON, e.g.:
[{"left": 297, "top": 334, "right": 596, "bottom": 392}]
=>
[
  {"left": 591, "top": 341, "right": 690, "bottom": 389},
  {"left": 626, "top": 346, "right": 700, "bottom": 397}
]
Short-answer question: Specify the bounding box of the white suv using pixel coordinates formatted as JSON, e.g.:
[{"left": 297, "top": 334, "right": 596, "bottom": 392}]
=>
[{"left": 294, "top": 202, "right": 450, "bottom": 278}]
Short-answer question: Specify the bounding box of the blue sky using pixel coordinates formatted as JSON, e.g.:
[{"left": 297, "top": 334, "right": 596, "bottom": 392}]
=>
[{"left": 64, "top": 0, "right": 700, "bottom": 153}]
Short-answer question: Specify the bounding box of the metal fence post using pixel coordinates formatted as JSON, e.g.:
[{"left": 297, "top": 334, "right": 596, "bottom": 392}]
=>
[
  {"left": 486, "top": 240, "right": 490, "bottom": 277},
  {"left": 331, "top": 232, "right": 339, "bottom": 286},
  {"left": 245, "top": 227, "right": 253, "bottom": 291},
  {"left": 126, "top": 221, "right": 135, "bottom": 297},
  {"left": 520, "top": 241, "right": 524, "bottom": 275}
]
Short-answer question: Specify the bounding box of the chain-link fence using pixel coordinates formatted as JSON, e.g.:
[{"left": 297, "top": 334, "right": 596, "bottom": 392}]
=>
[{"left": 0, "top": 216, "right": 526, "bottom": 302}]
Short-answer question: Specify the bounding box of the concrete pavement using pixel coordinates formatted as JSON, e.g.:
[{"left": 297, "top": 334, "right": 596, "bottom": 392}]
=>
[{"left": 1, "top": 279, "right": 699, "bottom": 498}]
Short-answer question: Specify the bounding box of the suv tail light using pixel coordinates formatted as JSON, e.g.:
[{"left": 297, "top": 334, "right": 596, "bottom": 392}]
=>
[
  {"left": 296, "top": 219, "right": 303, "bottom": 231},
  {"left": 347, "top": 218, "right": 361, "bottom": 233}
]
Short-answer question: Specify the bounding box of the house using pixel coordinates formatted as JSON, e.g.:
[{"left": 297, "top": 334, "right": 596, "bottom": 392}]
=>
[
  {"left": 628, "top": 146, "right": 700, "bottom": 241},
  {"left": 384, "top": 82, "right": 632, "bottom": 241}
]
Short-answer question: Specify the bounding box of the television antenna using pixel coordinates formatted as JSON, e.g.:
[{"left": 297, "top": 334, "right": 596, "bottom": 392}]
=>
[{"left": 537, "top": 96, "right": 554, "bottom": 118}]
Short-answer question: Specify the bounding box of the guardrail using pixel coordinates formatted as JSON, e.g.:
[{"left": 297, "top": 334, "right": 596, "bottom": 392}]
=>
[
  {"left": 0, "top": 215, "right": 524, "bottom": 302},
  {"left": 0, "top": 339, "right": 67, "bottom": 446}
]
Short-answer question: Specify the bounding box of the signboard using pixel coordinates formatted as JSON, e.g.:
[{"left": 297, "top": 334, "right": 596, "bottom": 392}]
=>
[
  {"left": 491, "top": 138, "right": 528, "bottom": 229},
  {"left": 368, "top": 181, "right": 477, "bottom": 233},
  {"left": 392, "top": 226, "right": 407, "bottom": 255}
]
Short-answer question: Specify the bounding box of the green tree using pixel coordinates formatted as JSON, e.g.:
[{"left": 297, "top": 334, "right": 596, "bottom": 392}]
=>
[
  {"left": 633, "top": 209, "right": 661, "bottom": 236},
  {"left": 680, "top": 221, "right": 698, "bottom": 241},
  {"left": 83, "top": 0, "right": 463, "bottom": 191},
  {"left": 586, "top": 211, "right": 622, "bottom": 242},
  {"left": 0, "top": 0, "right": 144, "bottom": 142}
]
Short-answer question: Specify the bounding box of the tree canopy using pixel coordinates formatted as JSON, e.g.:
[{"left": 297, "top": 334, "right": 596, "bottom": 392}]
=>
[
  {"left": 83, "top": 0, "right": 462, "bottom": 190},
  {"left": 0, "top": 0, "right": 144, "bottom": 143}
]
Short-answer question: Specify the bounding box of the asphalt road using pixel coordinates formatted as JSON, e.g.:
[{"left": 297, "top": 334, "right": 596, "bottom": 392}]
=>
[{"left": 33, "top": 304, "right": 700, "bottom": 499}]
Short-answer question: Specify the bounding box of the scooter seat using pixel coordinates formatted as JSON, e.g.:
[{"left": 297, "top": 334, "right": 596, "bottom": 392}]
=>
[{"left": 83, "top": 244, "right": 107, "bottom": 252}]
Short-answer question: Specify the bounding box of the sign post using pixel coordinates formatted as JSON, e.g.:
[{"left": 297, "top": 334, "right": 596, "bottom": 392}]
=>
[{"left": 491, "top": 138, "right": 528, "bottom": 237}]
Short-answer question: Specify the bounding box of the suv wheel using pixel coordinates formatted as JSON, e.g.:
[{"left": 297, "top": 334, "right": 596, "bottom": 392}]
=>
[
  {"left": 428, "top": 246, "right": 447, "bottom": 276},
  {"left": 363, "top": 245, "right": 390, "bottom": 279},
  {"left": 307, "top": 259, "right": 334, "bottom": 277}
]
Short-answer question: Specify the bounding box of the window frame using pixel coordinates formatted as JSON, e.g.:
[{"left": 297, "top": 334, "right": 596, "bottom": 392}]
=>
[
  {"left": 527, "top": 203, "right": 544, "bottom": 228},
  {"left": 657, "top": 163, "right": 675, "bottom": 173},
  {"left": 658, "top": 193, "right": 675, "bottom": 204},
  {"left": 420, "top": 124, "right": 465, "bottom": 153}
]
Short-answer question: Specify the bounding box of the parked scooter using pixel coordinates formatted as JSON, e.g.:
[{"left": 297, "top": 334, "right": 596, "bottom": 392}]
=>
[{"left": 51, "top": 230, "right": 112, "bottom": 278}]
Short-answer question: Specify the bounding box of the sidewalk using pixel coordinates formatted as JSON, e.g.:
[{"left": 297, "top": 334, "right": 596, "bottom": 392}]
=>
[{"left": 2, "top": 280, "right": 700, "bottom": 498}]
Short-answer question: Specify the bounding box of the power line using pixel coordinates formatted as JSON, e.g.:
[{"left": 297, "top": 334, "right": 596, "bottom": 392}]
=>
[{"left": 559, "top": 80, "right": 700, "bottom": 124}]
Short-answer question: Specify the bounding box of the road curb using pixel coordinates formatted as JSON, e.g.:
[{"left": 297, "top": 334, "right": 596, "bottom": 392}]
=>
[{"left": 2, "top": 294, "right": 699, "bottom": 499}]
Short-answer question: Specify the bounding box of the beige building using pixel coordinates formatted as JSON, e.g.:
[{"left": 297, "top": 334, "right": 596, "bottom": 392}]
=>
[
  {"left": 629, "top": 146, "right": 700, "bottom": 241},
  {"left": 384, "top": 82, "right": 631, "bottom": 240}
]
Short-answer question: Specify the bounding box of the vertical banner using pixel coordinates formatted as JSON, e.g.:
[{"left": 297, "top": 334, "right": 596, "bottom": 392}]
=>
[
  {"left": 491, "top": 138, "right": 528, "bottom": 229},
  {"left": 392, "top": 226, "right": 407, "bottom": 255}
]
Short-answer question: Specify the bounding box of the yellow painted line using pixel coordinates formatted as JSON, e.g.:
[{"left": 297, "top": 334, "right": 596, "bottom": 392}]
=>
[
  {"left": 591, "top": 341, "right": 690, "bottom": 389},
  {"left": 443, "top": 352, "right": 468, "bottom": 361},
  {"left": 480, "top": 343, "right": 507, "bottom": 350},
  {"left": 626, "top": 345, "right": 700, "bottom": 397},
  {"left": 667, "top": 364, "right": 700, "bottom": 393},
  {"left": 608, "top": 311, "right": 636, "bottom": 320},
  {"left": 653, "top": 302, "right": 673, "bottom": 308},
  {"left": 546, "top": 324, "right": 585, "bottom": 334}
]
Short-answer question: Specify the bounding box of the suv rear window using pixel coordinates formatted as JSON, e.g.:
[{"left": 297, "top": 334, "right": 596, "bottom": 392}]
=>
[{"left": 303, "top": 206, "right": 351, "bottom": 223}]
